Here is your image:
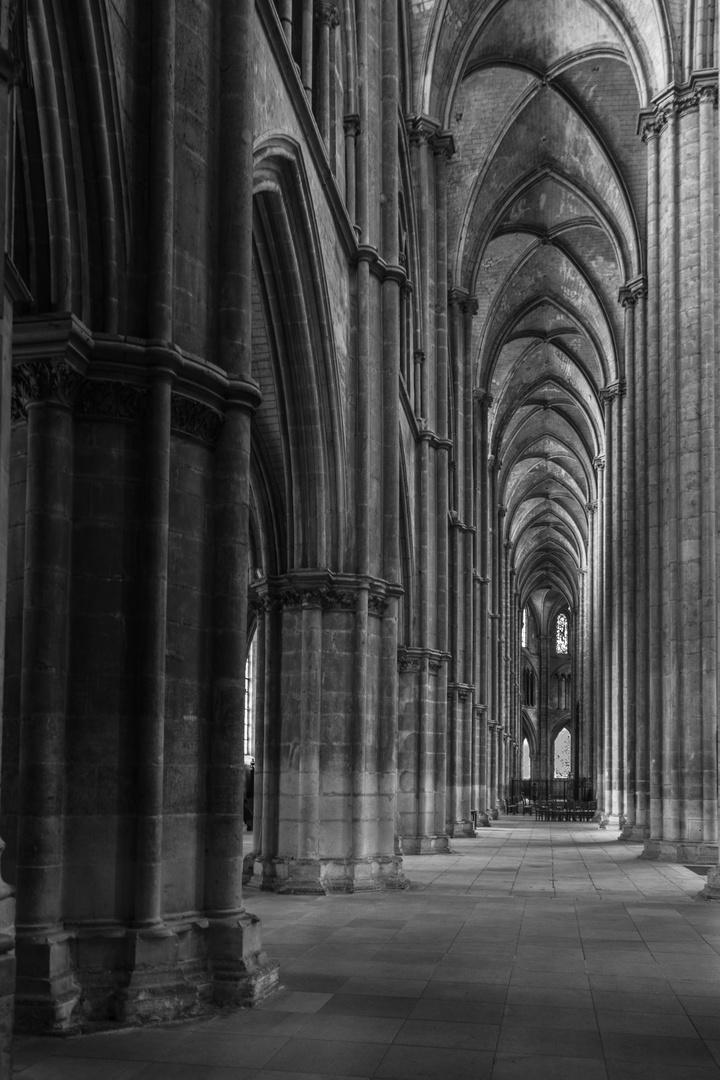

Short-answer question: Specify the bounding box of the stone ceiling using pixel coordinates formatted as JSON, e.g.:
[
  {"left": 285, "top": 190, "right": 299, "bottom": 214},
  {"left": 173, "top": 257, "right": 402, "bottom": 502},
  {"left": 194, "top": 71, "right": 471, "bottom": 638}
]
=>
[{"left": 419, "top": 0, "right": 658, "bottom": 621}]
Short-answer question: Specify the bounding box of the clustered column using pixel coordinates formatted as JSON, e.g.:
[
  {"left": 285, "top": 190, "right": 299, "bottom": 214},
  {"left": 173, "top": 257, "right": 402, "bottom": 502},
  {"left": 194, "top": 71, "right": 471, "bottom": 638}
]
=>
[{"left": 635, "top": 76, "right": 719, "bottom": 869}]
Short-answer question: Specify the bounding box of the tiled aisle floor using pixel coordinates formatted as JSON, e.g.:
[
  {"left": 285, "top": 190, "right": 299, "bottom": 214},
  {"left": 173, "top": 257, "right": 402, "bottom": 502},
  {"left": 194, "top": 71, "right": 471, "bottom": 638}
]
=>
[{"left": 12, "top": 820, "right": 720, "bottom": 1079}]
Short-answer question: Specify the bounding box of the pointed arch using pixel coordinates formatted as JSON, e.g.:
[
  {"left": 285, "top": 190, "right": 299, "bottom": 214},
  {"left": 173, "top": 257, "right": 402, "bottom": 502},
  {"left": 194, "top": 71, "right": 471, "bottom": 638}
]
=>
[{"left": 252, "top": 137, "right": 348, "bottom": 571}]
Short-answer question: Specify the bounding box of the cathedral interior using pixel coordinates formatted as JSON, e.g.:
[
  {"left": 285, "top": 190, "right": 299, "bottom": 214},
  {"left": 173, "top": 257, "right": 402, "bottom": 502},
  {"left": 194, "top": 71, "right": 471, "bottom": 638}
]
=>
[{"left": 0, "top": 0, "right": 719, "bottom": 1076}]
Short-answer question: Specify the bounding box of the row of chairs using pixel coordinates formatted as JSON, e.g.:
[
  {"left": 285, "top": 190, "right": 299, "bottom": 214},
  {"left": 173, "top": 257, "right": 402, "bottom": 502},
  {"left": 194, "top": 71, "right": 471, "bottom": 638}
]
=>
[{"left": 534, "top": 799, "right": 597, "bottom": 822}]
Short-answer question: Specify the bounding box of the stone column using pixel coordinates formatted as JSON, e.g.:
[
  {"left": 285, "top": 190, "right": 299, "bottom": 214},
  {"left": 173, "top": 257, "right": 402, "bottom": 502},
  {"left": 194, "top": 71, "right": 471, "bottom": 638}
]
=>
[
  {"left": 488, "top": 723, "right": 498, "bottom": 815},
  {"left": 538, "top": 633, "right": 550, "bottom": 783},
  {"left": 0, "top": 10, "right": 24, "bottom": 1065},
  {"left": 204, "top": 0, "right": 278, "bottom": 1003},
  {"left": 377, "top": 0, "right": 402, "bottom": 867},
  {"left": 300, "top": 0, "right": 314, "bottom": 101},
  {"left": 343, "top": 113, "right": 360, "bottom": 225},
  {"left": 276, "top": 0, "right": 293, "bottom": 44},
  {"left": 638, "top": 77, "right": 719, "bottom": 867},
  {"left": 592, "top": 458, "right": 605, "bottom": 807},
  {"left": 433, "top": 130, "right": 454, "bottom": 839},
  {"left": 475, "top": 390, "right": 492, "bottom": 816},
  {"left": 313, "top": 2, "right": 339, "bottom": 150},
  {"left": 13, "top": 323, "right": 89, "bottom": 1031},
  {"left": 600, "top": 383, "right": 625, "bottom": 828},
  {"left": 619, "top": 280, "right": 648, "bottom": 840},
  {"left": 120, "top": 0, "right": 177, "bottom": 1005}
]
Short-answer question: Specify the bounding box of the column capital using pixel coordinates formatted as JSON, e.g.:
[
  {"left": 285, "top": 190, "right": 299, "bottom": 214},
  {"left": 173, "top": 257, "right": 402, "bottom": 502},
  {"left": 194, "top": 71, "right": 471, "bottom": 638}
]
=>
[
  {"left": 413, "top": 349, "right": 426, "bottom": 365},
  {"left": 430, "top": 130, "right": 455, "bottom": 159},
  {"left": 314, "top": 0, "right": 340, "bottom": 28},
  {"left": 447, "top": 285, "right": 467, "bottom": 308},
  {"left": 11, "top": 314, "right": 93, "bottom": 420},
  {"left": 405, "top": 113, "right": 439, "bottom": 147},
  {"left": 474, "top": 387, "right": 493, "bottom": 407},
  {"left": 593, "top": 455, "right": 605, "bottom": 472},
  {"left": 638, "top": 73, "right": 719, "bottom": 140},
  {"left": 599, "top": 380, "right": 626, "bottom": 406},
  {"left": 618, "top": 276, "right": 647, "bottom": 307},
  {"left": 343, "top": 112, "right": 361, "bottom": 137},
  {"left": 498, "top": 504, "right": 507, "bottom": 518}
]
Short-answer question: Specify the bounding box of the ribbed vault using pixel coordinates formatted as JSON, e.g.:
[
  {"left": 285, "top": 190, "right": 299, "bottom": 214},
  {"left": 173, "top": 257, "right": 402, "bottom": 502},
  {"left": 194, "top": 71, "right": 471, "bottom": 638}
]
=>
[{"left": 441, "top": 0, "right": 647, "bottom": 622}]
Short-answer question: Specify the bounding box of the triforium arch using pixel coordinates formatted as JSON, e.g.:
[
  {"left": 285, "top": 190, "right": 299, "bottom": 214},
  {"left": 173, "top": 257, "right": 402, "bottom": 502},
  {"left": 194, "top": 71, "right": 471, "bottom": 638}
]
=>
[{"left": 0, "top": 0, "right": 718, "bottom": 1067}]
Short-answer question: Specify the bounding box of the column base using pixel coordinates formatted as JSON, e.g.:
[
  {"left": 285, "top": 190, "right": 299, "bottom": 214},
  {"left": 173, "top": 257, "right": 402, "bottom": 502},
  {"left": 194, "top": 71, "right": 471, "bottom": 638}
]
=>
[
  {"left": 15, "top": 915, "right": 280, "bottom": 1033},
  {"left": 14, "top": 929, "right": 80, "bottom": 1034},
  {"left": 448, "top": 821, "right": 476, "bottom": 839},
  {"left": 698, "top": 865, "right": 720, "bottom": 901},
  {"left": 596, "top": 812, "right": 622, "bottom": 830},
  {"left": 206, "top": 912, "right": 280, "bottom": 1008},
  {"left": 263, "top": 856, "right": 409, "bottom": 894},
  {"left": 112, "top": 926, "right": 210, "bottom": 1025},
  {"left": 641, "top": 839, "right": 719, "bottom": 863},
  {"left": 619, "top": 824, "right": 650, "bottom": 841},
  {"left": 398, "top": 835, "right": 451, "bottom": 855}
]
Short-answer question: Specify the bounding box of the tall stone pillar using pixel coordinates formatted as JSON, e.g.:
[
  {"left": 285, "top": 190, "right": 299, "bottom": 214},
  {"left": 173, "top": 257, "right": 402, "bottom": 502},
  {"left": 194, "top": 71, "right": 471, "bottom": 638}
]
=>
[
  {"left": 204, "top": 0, "right": 278, "bottom": 1002},
  {"left": 592, "top": 457, "right": 605, "bottom": 807},
  {"left": 637, "top": 76, "right": 719, "bottom": 866},
  {"left": 0, "top": 8, "right": 24, "bottom": 1067},
  {"left": 619, "top": 280, "right": 649, "bottom": 841},
  {"left": 313, "top": 1, "right": 339, "bottom": 150},
  {"left": 600, "top": 383, "right": 625, "bottom": 828},
  {"left": 474, "top": 390, "right": 492, "bottom": 816},
  {"left": 12, "top": 322, "right": 90, "bottom": 1030}
]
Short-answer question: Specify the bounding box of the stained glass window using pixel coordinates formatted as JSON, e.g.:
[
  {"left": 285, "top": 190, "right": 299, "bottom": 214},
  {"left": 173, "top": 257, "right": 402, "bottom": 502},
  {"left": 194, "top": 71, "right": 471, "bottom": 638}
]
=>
[
  {"left": 522, "top": 738, "right": 530, "bottom": 779},
  {"left": 244, "top": 632, "right": 257, "bottom": 763},
  {"left": 522, "top": 608, "right": 527, "bottom": 648},
  {"left": 556, "top": 612, "right": 568, "bottom": 654},
  {"left": 554, "top": 727, "right": 571, "bottom": 778}
]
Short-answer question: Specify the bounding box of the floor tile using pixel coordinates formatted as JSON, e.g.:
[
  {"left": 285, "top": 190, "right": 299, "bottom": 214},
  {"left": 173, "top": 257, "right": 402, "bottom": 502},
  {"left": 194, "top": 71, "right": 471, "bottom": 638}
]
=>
[
  {"left": 496, "top": 1024, "right": 604, "bottom": 1059},
  {"left": 501, "top": 1003, "right": 598, "bottom": 1031},
  {"left": 491, "top": 1055, "right": 609, "bottom": 1080},
  {"left": 15, "top": 1060, "right": 148, "bottom": 1080},
  {"left": 291, "top": 1013, "right": 403, "bottom": 1043},
  {"left": 258, "top": 991, "right": 333, "bottom": 1014},
  {"left": 261, "top": 1037, "right": 387, "bottom": 1076},
  {"left": 133, "top": 1067, "right": 256, "bottom": 1080},
  {"left": 374, "top": 1044, "right": 494, "bottom": 1079},
  {"left": 316, "top": 994, "right": 417, "bottom": 1019},
  {"left": 600, "top": 1032, "right": 718, "bottom": 1067},
  {"left": 394, "top": 1017, "right": 499, "bottom": 1051}
]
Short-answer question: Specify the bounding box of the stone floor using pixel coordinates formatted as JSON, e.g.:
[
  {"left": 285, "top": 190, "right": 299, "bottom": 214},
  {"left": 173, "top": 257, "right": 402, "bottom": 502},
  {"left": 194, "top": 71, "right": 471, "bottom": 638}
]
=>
[{"left": 12, "top": 819, "right": 720, "bottom": 1079}]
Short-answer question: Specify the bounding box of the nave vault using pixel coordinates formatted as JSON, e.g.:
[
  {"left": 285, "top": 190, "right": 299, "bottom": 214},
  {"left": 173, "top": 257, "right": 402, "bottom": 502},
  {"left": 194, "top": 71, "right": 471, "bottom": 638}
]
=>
[{"left": 0, "top": 0, "right": 717, "bottom": 1070}]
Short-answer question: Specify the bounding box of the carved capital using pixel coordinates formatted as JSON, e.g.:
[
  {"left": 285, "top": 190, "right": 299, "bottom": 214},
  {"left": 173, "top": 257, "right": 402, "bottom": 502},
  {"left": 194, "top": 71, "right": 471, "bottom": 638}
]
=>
[
  {"left": 11, "top": 359, "right": 83, "bottom": 420},
  {"left": 171, "top": 395, "right": 225, "bottom": 445},
  {"left": 474, "top": 387, "right": 493, "bottom": 408},
  {"left": 413, "top": 349, "right": 426, "bottom": 365},
  {"left": 600, "top": 380, "right": 626, "bottom": 406},
  {"left": 315, "top": 0, "right": 340, "bottom": 28},
  {"left": 343, "top": 113, "right": 361, "bottom": 137},
  {"left": 618, "top": 276, "right": 647, "bottom": 307},
  {"left": 405, "top": 114, "right": 438, "bottom": 147},
  {"left": 430, "top": 130, "right": 455, "bottom": 159},
  {"left": 639, "top": 75, "right": 719, "bottom": 142},
  {"left": 593, "top": 455, "right": 605, "bottom": 472},
  {"left": 368, "top": 593, "right": 390, "bottom": 616},
  {"left": 447, "top": 286, "right": 467, "bottom": 309}
]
